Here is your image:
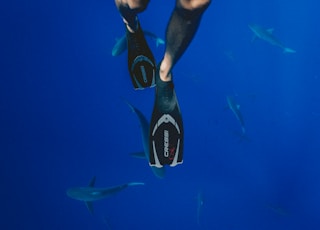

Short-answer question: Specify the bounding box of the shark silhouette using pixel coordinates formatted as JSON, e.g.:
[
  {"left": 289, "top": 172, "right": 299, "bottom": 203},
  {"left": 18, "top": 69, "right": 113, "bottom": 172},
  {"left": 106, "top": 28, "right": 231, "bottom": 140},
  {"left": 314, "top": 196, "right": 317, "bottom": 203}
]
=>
[
  {"left": 249, "top": 24, "right": 296, "bottom": 53},
  {"left": 66, "top": 176, "right": 144, "bottom": 213},
  {"left": 196, "top": 191, "right": 204, "bottom": 226},
  {"left": 227, "top": 96, "right": 246, "bottom": 135}
]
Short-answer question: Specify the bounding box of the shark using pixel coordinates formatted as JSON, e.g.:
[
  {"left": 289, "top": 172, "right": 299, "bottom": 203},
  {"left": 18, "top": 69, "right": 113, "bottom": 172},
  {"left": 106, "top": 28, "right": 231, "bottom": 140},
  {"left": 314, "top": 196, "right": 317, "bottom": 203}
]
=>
[
  {"left": 66, "top": 176, "right": 144, "bottom": 213},
  {"left": 112, "top": 30, "right": 165, "bottom": 56},
  {"left": 248, "top": 24, "right": 296, "bottom": 53},
  {"left": 124, "top": 100, "right": 165, "bottom": 179},
  {"left": 226, "top": 96, "right": 246, "bottom": 135}
]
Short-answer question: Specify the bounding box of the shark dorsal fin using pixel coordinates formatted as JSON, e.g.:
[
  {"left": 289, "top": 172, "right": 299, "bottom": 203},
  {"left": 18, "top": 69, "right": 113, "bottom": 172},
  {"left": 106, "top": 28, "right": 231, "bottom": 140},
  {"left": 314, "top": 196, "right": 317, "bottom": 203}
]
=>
[
  {"left": 156, "top": 38, "right": 165, "bottom": 47},
  {"left": 267, "top": 28, "right": 274, "bottom": 34},
  {"left": 88, "top": 176, "right": 96, "bottom": 187}
]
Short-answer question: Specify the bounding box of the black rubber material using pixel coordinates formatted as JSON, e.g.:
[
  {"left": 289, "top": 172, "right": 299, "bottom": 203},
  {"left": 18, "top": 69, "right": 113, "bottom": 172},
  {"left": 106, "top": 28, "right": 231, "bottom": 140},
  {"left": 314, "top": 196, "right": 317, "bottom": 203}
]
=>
[
  {"left": 149, "top": 65, "right": 184, "bottom": 167},
  {"left": 126, "top": 20, "right": 156, "bottom": 89}
]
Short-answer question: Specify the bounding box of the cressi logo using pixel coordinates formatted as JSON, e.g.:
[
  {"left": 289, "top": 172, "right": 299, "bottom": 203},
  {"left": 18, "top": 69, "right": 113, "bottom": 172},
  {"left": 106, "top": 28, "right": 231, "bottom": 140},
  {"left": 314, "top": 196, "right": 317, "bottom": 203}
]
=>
[{"left": 164, "top": 130, "right": 169, "bottom": 157}]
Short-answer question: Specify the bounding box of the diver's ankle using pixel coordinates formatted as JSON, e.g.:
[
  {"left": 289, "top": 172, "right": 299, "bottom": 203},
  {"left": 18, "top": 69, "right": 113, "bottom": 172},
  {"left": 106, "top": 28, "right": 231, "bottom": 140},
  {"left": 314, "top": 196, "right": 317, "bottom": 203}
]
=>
[
  {"left": 159, "top": 61, "right": 172, "bottom": 82},
  {"left": 159, "top": 70, "right": 172, "bottom": 82}
]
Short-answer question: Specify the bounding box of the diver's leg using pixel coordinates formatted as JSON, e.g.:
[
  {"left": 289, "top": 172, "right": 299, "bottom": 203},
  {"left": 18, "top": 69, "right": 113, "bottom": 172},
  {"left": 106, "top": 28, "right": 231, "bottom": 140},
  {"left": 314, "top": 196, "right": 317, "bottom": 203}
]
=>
[
  {"left": 160, "top": 0, "right": 211, "bottom": 81},
  {"left": 149, "top": 0, "right": 211, "bottom": 167},
  {"left": 114, "top": 0, "right": 156, "bottom": 89}
]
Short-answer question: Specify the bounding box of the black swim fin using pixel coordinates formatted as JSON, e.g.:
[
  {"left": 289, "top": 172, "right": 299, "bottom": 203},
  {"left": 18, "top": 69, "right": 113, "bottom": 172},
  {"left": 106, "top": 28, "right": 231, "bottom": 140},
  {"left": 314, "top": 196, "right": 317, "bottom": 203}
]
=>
[
  {"left": 149, "top": 65, "right": 184, "bottom": 167},
  {"left": 126, "top": 18, "right": 156, "bottom": 89}
]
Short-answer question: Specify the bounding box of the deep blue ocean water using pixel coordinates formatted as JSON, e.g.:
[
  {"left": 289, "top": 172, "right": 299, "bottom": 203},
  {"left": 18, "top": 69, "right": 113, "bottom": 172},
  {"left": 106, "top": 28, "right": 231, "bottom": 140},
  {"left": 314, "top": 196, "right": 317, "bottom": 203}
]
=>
[{"left": 1, "top": 0, "right": 320, "bottom": 229}]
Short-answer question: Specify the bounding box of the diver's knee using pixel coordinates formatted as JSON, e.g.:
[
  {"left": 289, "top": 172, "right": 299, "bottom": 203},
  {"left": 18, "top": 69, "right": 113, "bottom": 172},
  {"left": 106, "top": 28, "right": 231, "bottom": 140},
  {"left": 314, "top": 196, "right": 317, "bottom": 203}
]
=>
[
  {"left": 116, "top": 0, "right": 150, "bottom": 13},
  {"left": 176, "top": 0, "right": 211, "bottom": 11},
  {"left": 129, "top": 0, "right": 150, "bottom": 12}
]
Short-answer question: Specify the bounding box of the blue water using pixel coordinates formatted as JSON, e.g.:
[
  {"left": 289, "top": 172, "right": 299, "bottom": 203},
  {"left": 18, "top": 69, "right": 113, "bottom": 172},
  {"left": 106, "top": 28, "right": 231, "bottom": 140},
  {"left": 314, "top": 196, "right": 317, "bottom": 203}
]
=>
[{"left": 1, "top": 0, "right": 320, "bottom": 229}]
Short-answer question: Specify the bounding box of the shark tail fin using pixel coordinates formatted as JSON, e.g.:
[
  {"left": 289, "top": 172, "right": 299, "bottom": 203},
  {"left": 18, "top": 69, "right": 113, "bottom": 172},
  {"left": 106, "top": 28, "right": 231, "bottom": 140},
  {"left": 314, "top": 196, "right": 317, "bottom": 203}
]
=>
[{"left": 283, "top": 47, "right": 296, "bottom": 53}]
